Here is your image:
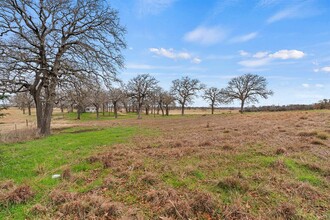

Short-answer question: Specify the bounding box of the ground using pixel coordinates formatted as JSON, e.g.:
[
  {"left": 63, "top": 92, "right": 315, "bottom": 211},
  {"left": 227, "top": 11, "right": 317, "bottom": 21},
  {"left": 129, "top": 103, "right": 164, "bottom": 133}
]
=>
[{"left": 0, "top": 108, "right": 329, "bottom": 219}]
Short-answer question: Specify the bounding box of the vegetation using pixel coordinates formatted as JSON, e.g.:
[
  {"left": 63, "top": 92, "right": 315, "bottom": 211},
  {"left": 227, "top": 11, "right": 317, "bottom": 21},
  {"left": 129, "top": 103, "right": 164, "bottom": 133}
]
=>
[
  {"left": 0, "top": 110, "right": 329, "bottom": 219},
  {"left": 171, "top": 76, "right": 205, "bottom": 116},
  {"left": 0, "top": 126, "right": 138, "bottom": 219},
  {"left": 0, "top": 0, "right": 126, "bottom": 135},
  {"left": 0, "top": 94, "right": 7, "bottom": 117},
  {"left": 202, "top": 87, "right": 226, "bottom": 114},
  {"left": 221, "top": 74, "right": 273, "bottom": 113},
  {"left": 0, "top": 1, "right": 328, "bottom": 220}
]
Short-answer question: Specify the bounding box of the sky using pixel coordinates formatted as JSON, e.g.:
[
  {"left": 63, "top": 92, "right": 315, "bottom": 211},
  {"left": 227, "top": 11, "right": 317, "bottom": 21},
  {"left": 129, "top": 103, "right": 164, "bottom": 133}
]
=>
[{"left": 111, "top": 0, "right": 330, "bottom": 107}]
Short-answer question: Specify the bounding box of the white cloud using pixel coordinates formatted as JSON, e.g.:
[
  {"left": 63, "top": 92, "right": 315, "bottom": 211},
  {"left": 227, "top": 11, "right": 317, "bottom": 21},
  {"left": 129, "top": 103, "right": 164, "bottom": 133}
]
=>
[
  {"left": 302, "top": 83, "right": 310, "bottom": 88},
  {"left": 239, "top": 50, "right": 250, "bottom": 57},
  {"left": 192, "top": 57, "right": 202, "bottom": 64},
  {"left": 238, "top": 49, "right": 305, "bottom": 67},
  {"left": 316, "top": 84, "right": 324, "bottom": 88},
  {"left": 149, "top": 47, "right": 201, "bottom": 64},
  {"left": 267, "top": 2, "right": 321, "bottom": 24},
  {"left": 183, "top": 26, "right": 228, "bottom": 45},
  {"left": 253, "top": 51, "right": 269, "bottom": 58},
  {"left": 230, "top": 32, "right": 258, "bottom": 43},
  {"left": 238, "top": 58, "right": 271, "bottom": 67},
  {"left": 267, "top": 6, "right": 298, "bottom": 23},
  {"left": 321, "top": 66, "right": 330, "bottom": 72},
  {"left": 137, "top": 0, "right": 175, "bottom": 16},
  {"left": 314, "top": 66, "right": 330, "bottom": 73},
  {"left": 269, "top": 50, "right": 305, "bottom": 59}
]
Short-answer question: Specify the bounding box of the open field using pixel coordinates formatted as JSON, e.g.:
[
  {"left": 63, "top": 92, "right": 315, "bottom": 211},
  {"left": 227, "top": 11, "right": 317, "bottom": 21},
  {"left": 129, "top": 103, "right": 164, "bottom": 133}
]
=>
[
  {"left": 0, "top": 108, "right": 75, "bottom": 134},
  {"left": 0, "top": 110, "right": 329, "bottom": 219}
]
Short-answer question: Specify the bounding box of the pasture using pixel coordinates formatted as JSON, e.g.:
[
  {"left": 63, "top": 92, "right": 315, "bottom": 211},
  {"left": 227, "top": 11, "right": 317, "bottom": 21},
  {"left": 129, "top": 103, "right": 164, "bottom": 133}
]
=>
[{"left": 0, "top": 109, "right": 329, "bottom": 219}]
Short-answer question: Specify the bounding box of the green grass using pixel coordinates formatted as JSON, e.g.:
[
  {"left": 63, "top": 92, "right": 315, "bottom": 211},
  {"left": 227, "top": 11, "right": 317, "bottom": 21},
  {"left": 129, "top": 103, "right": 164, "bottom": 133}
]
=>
[
  {"left": 0, "top": 126, "right": 139, "bottom": 219},
  {"left": 61, "top": 111, "right": 138, "bottom": 121},
  {"left": 284, "top": 159, "right": 323, "bottom": 186},
  {"left": 58, "top": 111, "right": 226, "bottom": 122}
]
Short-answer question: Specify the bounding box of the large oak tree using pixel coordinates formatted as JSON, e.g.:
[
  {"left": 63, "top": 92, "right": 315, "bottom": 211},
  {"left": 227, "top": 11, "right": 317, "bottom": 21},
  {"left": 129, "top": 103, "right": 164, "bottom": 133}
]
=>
[
  {"left": 221, "top": 74, "right": 273, "bottom": 113},
  {"left": 171, "top": 76, "right": 204, "bottom": 115},
  {"left": 127, "top": 74, "right": 159, "bottom": 119},
  {"left": 202, "top": 87, "right": 225, "bottom": 114},
  {"left": 0, "top": 0, "right": 126, "bottom": 135}
]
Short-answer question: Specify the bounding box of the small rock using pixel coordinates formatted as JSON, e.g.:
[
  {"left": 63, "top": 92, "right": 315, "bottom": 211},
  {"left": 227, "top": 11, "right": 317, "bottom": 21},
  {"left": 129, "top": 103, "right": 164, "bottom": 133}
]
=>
[{"left": 52, "top": 174, "right": 61, "bottom": 179}]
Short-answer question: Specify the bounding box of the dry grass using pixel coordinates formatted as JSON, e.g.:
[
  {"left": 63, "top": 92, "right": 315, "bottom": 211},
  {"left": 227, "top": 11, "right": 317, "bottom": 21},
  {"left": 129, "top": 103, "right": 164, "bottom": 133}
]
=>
[
  {"left": 0, "top": 107, "right": 75, "bottom": 135},
  {"left": 2, "top": 110, "right": 330, "bottom": 219},
  {"left": 0, "top": 183, "right": 34, "bottom": 206},
  {"left": 0, "top": 128, "right": 39, "bottom": 143}
]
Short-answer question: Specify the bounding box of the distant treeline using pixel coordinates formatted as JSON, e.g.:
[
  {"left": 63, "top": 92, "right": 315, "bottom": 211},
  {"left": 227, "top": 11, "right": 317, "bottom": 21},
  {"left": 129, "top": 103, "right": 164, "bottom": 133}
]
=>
[{"left": 244, "top": 99, "right": 330, "bottom": 112}]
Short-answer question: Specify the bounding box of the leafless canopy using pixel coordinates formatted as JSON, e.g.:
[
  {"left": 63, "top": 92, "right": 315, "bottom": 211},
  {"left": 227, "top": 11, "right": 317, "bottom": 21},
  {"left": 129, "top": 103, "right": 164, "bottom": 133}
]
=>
[
  {"left": 0, "top": 0, "right": 126, "bottom": 134},
  {"left": 202, "top": 87, "right": 225, "bottom": 114},
  {"left": 171, "top": 76, "right": 204, "bottom": 115},
  {"left": 127, "top": 74, "right": 159, "bottom": 119},
  {"left": 221, "top": 73, "right": 273, "bottom": 113}
]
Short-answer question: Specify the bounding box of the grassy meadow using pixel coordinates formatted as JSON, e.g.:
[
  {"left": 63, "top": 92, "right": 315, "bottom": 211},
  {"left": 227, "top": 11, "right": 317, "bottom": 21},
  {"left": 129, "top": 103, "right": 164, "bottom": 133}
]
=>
[{"left": 0, "top": 108, "right": 329, "bottom": 219}]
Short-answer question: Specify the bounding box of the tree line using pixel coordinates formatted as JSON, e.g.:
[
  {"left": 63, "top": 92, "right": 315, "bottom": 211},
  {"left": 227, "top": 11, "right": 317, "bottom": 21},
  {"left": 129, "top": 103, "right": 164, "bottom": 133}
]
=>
[
  {"left": 9, "top": 73, "right": 273, "bottom": 118},
  {"left": 0, "top": 0, "right": 273, "bottom": 136}
]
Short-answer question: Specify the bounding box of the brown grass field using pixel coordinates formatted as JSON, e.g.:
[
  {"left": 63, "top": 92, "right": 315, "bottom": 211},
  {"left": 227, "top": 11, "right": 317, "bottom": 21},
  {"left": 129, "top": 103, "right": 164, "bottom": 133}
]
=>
[{"left": 0, "top": 108, "right": 329, "bottom": 219}]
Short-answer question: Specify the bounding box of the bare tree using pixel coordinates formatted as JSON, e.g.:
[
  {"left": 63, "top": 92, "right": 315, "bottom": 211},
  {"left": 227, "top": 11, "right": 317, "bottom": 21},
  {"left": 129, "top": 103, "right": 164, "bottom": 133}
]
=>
[
  {"left": 55, "top": 89, "right": 68, "bottom": 113},
  {"left": 89, "top": 83, "right": 105, "bottom": 119},
  {"left": 109, "top": 88, "right": 125, "bottom": 118},
  {"left": 171, "top": 76, "right": 204, "bottom": 115},
  {"left": 154, "top": 88, "right": 165, "bottom": 116},
  {"left": 0, "top": 0, "right": 126, "bottom": 135},
  {"left": 162, "top": 91, "right": 175, "bottom": 116},
  {"left": 127, "top": 74, "right": 159, "bottom": 119},
  {"left": 221, "top": 74, "right": 273, "bottom": 113},
  {"left": 12, "top": 92, "right": 34, "bottom": 115},
  {"left": 64, "top": 76, "right": 93, "bottom": 120},
  {"left": 202, "top": 87, "right": 225, "bottom": 114}
]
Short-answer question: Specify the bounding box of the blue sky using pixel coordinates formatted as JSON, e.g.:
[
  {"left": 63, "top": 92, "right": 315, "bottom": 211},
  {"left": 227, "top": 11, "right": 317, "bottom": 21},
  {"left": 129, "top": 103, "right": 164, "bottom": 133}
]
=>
[{"left": 112, "top": 0, "right": 330, "bottom": 107}]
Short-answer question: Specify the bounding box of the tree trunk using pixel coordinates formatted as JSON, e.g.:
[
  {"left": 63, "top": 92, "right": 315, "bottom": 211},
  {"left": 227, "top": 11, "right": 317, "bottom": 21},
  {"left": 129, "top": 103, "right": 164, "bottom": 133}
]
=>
[
  {"left": 165, "top": 105, "right": 169, "bottom": 116},
  {"left": 123, "top": 103, "right": 128, "bottom": 113},
  {"left": 137, "top": 103, "right": 142, "bottom": 119},
  {"left": 160, "top": 104, "right": 164, "bottom": 116},
  {"left": 211, "top": 102, "right": 214, "bottom": 115},
  {"left": 113, "top": 102, "right": 118, "bottom": 118},
  {"left": 77, "top": 106, "right": 82, "bottom": 120},
  {"left": 96, "top": 105, "right": 99, "bottom": 119},
  {"left": 145, "top": 105, "right": 149, "bottom": 115},
  {"left": 181, "top": 103, "right": 185, "bottom": 116},
  {"left": 28, "top": 105, "right": 32, "bottom": 116},
  {"left": 240, "top": 100, "right": 245, "bottom": 113},
  {"left": 22, "top": 107, "right": 26, "bottom": 114},
  {"left": 33, "top": 93, "right": 43, "bottom": 131},
  {"left": 40, "top": 102, "right": 54, "bottom": 135},
  {"left": 102, "top": 103, "right": 105, "bottom": 116},
  {"left": 153, "top": 105, "right": 156, "bottom": 118}
]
